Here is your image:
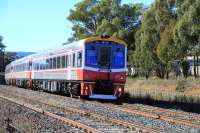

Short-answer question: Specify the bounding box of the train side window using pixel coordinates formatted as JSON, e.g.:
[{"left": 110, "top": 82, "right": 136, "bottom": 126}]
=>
[
  {"left": 53, "top": 57, "right": 57, "bottom": 69},
  {"left": 39, "top": 60, "right": 42, "bottom": 70},
  {"left": 67, "top": 54, "right": 71, "bottom": 67},
  {"left": 57, "top": 56, "right": 61, "bottom": 69},
  {"left": 72, "top": 53, "right": 76, "bottom": 67},
  {"left": 41, "top": 60, "right": 46, "bottom": 70},
  {"left": 33, "top": 62, "right": 36, "bottom": 70},
  {"left": 36, "top": 62, "right": 39, "bottom": 70},
  {"left": 61, "top": 56, "right": 65, "bottom": 68},
  {"left": 46, "top": 59, "right": 50, "bottom": 69},
  {"left": 49, "top": 58, "right": 53, "bottom": 69},
  {"left": 77, "top": 52, "right": 82, "bottom": 67},
  {"left": 65, "top": 55, "right": 68, "bottom": 68}
]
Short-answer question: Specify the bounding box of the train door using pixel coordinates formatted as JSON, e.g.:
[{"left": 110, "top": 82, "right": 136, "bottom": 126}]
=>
[
  {"left": 99, "top": 47, "right": 111, "bottom": 80},
  {"left": 99, "top": 47, "right": 111, "bottom": 69}
]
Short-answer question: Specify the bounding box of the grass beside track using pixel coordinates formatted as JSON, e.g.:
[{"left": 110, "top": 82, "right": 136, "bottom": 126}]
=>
[{"left": 125, "top": 77, "right": 200, "bottom": 105}]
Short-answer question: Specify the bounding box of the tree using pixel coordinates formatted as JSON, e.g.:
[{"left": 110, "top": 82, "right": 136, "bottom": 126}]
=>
[
  {"left": 4, "top": 52, "right": 17, "bottom": 67},
  {"left": 134, "top": 0, "right": 175, "bottom": 78},
  {"left": 173, "top": 0, "right": 200, "bottom": 78},
  {"left": 67, "top": 0, "right": 142, "bottom": 52},
  {"left": 157, "top": 19, "right": 177, "bottom": 79},
  {"left": 181, "top": 60, "right": 190, "bottom": 78}
]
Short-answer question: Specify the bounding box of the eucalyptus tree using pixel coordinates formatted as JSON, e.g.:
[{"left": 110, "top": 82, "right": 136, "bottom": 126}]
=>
[
  {"left": 173, "top": 0, "right": 200, "bottom": 78},
  {"left": 67, "top": 0, "right": 142, "bottom": 53},
  {"left": 134, "top": 0, "right": 175, "bottom": 78}
]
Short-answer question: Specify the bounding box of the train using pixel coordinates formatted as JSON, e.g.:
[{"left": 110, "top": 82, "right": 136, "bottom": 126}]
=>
[{"left": 5, "top": 36, "right": 127, "bottom": 100}]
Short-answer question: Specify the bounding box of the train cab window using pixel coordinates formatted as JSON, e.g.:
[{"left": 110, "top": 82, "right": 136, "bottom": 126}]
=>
[
  {"left": 112, "top": 48, "right": 124, "bottom": 68},
  {"left": 86, "top": 48, "right": 97, "bottom": 66},
  {"left": 77, "top": 52, "right": 82, "bottom": 67},
  {"left": 53, "top": 57, "right": 57, "bottom": 69},
  {"left": 57, "top": 56, "right": 61, "bottom": 69}
]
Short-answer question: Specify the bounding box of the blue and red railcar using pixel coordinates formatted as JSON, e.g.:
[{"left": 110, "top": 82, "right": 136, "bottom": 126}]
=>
[{"left": 5, "top": 36, "right": 127, "bottom": 100}]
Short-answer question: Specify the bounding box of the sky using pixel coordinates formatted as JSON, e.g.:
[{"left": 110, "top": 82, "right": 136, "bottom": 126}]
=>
[{"left": 0, "top": 0, "right": 154, "bottom": 52}]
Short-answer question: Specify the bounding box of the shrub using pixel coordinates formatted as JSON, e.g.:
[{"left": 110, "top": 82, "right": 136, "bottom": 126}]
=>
[{"left": 176, "top": 80, "right": 186, "bottom": 92}]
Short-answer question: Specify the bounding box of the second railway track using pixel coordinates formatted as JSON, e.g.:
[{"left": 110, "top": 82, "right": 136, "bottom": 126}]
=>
[{"left": 86, "top": 101, "right": 200, "bottom": 128}]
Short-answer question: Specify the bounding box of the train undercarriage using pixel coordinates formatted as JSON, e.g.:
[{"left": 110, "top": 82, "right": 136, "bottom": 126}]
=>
[{"left": 6, "top": 79, "right": 123, "bottom": 100}]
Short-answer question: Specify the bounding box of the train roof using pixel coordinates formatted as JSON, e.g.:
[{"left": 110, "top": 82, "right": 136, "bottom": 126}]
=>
[{"left": 81, "top": 36, "right": 127, "bottom": 46}]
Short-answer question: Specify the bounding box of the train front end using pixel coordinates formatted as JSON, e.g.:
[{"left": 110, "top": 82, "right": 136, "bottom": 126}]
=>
[{"left": 81, "top": 36, "right": 127, "bottom": 100}]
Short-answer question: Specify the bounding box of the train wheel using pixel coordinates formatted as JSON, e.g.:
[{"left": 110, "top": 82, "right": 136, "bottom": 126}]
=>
[{"left": 69, "top": 83, "right": 80, "bottom": 97}]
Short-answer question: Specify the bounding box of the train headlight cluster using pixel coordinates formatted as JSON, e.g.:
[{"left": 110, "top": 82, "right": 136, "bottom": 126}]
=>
[{"left": 85, "top": 86, "right": 89, "bottom": 90}]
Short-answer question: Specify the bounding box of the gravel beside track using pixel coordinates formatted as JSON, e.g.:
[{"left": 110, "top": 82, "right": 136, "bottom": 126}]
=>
[
  {"left": 1, "top": 85, "right": 200, "bottom": 133},
  {"left": 0, "top": 97, "right": 85, "bottom": 133}
]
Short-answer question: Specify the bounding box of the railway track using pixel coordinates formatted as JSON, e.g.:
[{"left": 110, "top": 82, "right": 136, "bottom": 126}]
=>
[
  {"left": 1, "top": 85, "right": 200, "bottom": 132},
  {"left": 85, "top": 101, "right": 200, "bottom": 128},
  {"left": 0, "top": 94, "right": 158, "bottom": 133}
]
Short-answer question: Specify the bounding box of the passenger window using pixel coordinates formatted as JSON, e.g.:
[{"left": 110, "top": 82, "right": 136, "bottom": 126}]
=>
[
  {"left": 53, "top": 57, "right": 57, "bottom": 69},
  {"left": 36, "top": 63, "right": 39, "bottom": 70},
  {"left": 77, "top": 52, "right": 82, "bottom": 67},
  {"left": 61, "top": 56, "right": 65, "bottom": 68},
  {"left": 46, "top": 59, "right": 50, "bottom": 69},
  {"left": 65, "top": 55, "right": 68, "bottom": 68},
  {"left": 67, "top": 55, "right": 71, "bottom": 67},
  {"left": 50, "top": 58, "right": 53, "bottom": 69},
  {"left": 57, "top": 56, "right": 61, "bottom": 69},
  {"left": 72, "top": 53, "right": 76, "bottom": 67}
]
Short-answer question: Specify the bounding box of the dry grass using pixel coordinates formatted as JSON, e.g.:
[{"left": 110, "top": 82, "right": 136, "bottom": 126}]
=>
[{"left": 125, "top": 77, "right": 200, "bottom": 103}]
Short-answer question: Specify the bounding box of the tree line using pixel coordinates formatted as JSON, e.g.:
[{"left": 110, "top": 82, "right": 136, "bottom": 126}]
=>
[{"left": 67, "top": 0, "right": 200, "bottom": 79}]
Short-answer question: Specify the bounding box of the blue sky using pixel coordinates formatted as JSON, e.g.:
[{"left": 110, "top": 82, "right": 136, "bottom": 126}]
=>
[{"left": 0, "top": 0, "right": 154, "bottom": 52}]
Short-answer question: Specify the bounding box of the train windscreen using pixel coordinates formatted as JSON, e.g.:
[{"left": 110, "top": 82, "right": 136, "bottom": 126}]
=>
[{"left": 85, "top": 42, "right": 125, "bottom": 68}]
